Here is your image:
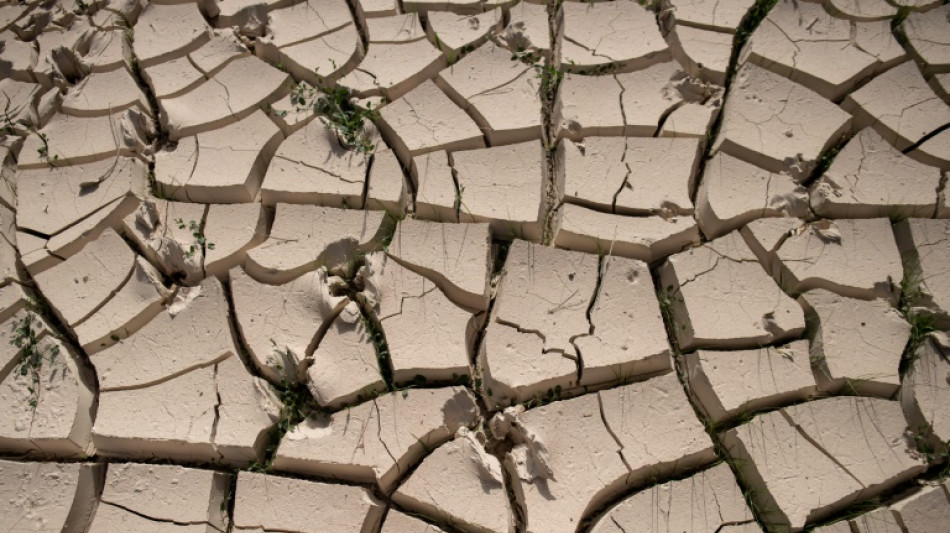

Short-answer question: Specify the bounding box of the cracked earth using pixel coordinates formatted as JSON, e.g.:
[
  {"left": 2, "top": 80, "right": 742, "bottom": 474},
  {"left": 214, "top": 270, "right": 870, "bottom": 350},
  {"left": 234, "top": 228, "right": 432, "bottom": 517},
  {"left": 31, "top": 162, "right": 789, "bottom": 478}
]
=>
[{"left": 0, "top": 0, "right": 949, "bottom": 531}]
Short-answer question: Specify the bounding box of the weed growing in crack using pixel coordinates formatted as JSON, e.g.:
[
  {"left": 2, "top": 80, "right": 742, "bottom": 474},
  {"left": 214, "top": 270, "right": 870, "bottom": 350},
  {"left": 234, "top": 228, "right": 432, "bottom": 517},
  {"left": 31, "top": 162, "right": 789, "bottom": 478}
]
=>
[
  {"left": 732, "top": 0, "right": 779, "bottom": 74},
  {"left": 453, "top": 183, "right": 466, "bottom": 216},
  {"left": 891, "top": 6, "right": 912, "bottom": 32},
  {"left": 510, "top": 48, "right": 563, "bottom": 103},
  {"left": 34, "top": 132, "right": 58, "bottom": 166},
  {"left": 906, "top": 313, "right": 936, "bottom": 359},
  {"left": 900, "top": 261, "right": 926, "bottom": 311},
  {"left": 288, "top": 81, "right": 379, "bottom": 155},
  {"left": 522, "top": 385, "right": 563, "bottom": 409},
  {"left": 266, "top": 339, "right": 299, "bottom": 382},
  {"left": 220, "top": 473, "right": 236, "bottom": 530},
  {"left": 175, "top": 218, "right": 214, "bottom": 259},
  {"left": 145, "top": 169, "right": 168, "bottom": 200},
  {"left": 897, "top": 261, "right": 936, "bottom": 371},
  {"left": 358, "top": 311, "right": 395, "bottom": 391},
  {"left": 907, "top": 421, "right": 950, "bottom": 478},
  {"left": 567, "top": 58, "right": 622, "bottom": 76},
  {"left": 247, "top": 344, "right": 313, "bottom": 472},
  {"left": 1, "top": 101, "right": 18, "bottom": 135},
  {"left": 803, "top": 130, "right": 854, "bottom": 185},
  {"left": 10, "top": 310, "right": 59, "bottom": 409},
  {"left": 695, "top": 0, "right": 777, "bottom": 178},
  {"left": 538, "top": 62, "right": 564, "bottom": 102},
  {"left": 656, "top": 285, "right": 686, "bottom": 335}
]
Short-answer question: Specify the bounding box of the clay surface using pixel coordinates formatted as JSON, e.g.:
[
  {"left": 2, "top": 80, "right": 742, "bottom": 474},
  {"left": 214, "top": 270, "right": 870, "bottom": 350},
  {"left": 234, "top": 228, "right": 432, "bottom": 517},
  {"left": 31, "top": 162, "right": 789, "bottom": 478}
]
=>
[
  {"left": 800, "top": 289, "right": 909, "bottom": 396},
  {"left": 1, "top": 0, "right": 947, "bottom": 530},
  {"left": 506, "top": 373, "right": 715, "bottom": 533},
  {"left": 274, "top": 387, "right": 478, "bottom": 491},
  {"left": 769, "top": 218, "right": 903, "bottom": 302},
  {"left": 659, "top": 231, "right": 805, "bottom": 350},
  {"left": 233, "top": 471, "right": 385, "bottom": 533},
  {"left": 95, "top": 462, "right": 228, "bottom": 530},
  {"left": 745, "top": 0, "right": 904, "bottom": 100},
  {"left": 393, "top": 429, "right": 511, "bottom": 533},
  {"left": 363, "top": 252, "right": 473, "bottom": 384},
  {"left": 685, "top": 340, "right": 817, "bottom": 422},
  {"left": 843, "top": 60, "right": 950, "bottom": 169},
  {"left": 590, "top": 462, "right": 755, "bottom": 532},
  {"left": 715, "top": 63, "right": 852, "bottom": 180},
  {"left": 895, "top": 218, "right": 950, "bottom": 327},
  {"left": 723, "top": 397, "right": 927, "bottom": 530},
  {"left": 811, "top": 128, "right": 941, "bottom": 218},
  {"left": 902, "top": 332, "right": 950, "bottom": 445}
]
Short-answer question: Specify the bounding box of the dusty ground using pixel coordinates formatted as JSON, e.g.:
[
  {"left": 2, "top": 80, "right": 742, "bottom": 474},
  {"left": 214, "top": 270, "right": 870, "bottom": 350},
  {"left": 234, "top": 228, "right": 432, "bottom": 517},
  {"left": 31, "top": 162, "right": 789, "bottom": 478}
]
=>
[{"left": 0, "top": 0, "right": 949, "bottom": 531}]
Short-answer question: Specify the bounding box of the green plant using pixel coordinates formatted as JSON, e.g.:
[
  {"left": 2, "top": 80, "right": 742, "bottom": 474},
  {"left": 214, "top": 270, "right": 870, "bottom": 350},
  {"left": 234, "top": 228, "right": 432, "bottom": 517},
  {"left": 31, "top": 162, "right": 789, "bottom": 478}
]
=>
[
  {"left": 522, "top": 386, "right": 563, "bottom": 409},
  {"left": 175, "top": 218, "right": 214, "bottom": 258},
  {"left": 289, "top": 82, "right": 379, "bottom": 155},
  {"left": 908, "top": 422, "right": 950, "bottom": 478},
  {"left": 453, "top": 183, "right": 466, "bottom": 215},
  {"left": 898, "top": 259, "right": 937, "bottom": 369},
  {"left": 316, "top": 87, "right": 378, "bottom": 154},
  {"left": 510, "top": 48, "right": 564, "bottom": 101},
  {"left": 34, "top": 132, "right": 58, "bottom": 165},
  {"left": 246, "top": 381, "right": 310, "bottom": 472},
  {"left": 358, "top": 311, "right": 394, "bottom": 390},
  {"left": 536, "top": 62, "right": 564, "bottom": 99},
  {"left": 891, "top": 5, "right": 912, "bottom": 30},
  {"left": 656, "top": 285, "right": 678, "bottom": 327},
  {"left": 247, "top": 344, "right": 312, "bottom": 472},
  {"left": 1, "top": 100, "right": 17, "bottom": 135},
  {"left": 10, "top": 311, "right": 59, "bottom": 409},
  {"left": 907, "top": 313, "right": 936, "bottom": 356},
  {"left": 900, "top": 261, "right": 926, "bottom": 310}
]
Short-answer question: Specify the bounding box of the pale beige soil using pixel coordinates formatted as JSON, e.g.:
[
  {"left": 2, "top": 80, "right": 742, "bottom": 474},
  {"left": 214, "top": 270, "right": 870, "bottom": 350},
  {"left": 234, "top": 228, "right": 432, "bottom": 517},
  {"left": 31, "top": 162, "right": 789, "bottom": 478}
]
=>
[{"left": 0, "top": 0, "right": 949, "bottom": 531}]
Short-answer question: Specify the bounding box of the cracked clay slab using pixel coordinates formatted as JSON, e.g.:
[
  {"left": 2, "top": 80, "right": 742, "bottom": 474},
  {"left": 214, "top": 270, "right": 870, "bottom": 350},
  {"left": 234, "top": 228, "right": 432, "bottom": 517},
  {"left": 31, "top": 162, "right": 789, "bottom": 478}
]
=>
[
  {"left": 745, "top": 0, "right": 904, "bottom": 100},
  {"left": 722, "top": 396, "right": 927, "bottom": 531},
  {"left": 306, "top": 302, "right": 386, "bottom": 409},
  {"left": 245, "top": 203, "right": 386, "bottom": 284},
  {"left": 590, "top": 462, "right": 754, "bottom": 533},
  {"left": 810, "top": 128, "right": 942, "bottom": 219},
  {"left": 843, "top": 60, "right": 950, "bottom": 164},
  {"left": 260, "top": 116, "right": 377, "bottom": 208},
  {"left": 507, "top": 372, "right": 715, "bottom": 533},
  {"left": 0, "top": 460, "right": 101, "bottom": 533},
  {"left": 361, "top": 252, "right": 474, "bottom": 385},
  {"left": 453, "top": 141, "right": 546, "bottom": 241},
  {"left": 93, "top": 352, "right": 279, "bottom": 464},
  {"left": 231, "top": 265, "right": 347, "bottom": 383},
  {"left": 714, "top": 62, "right": 852, "bottom": 181},
  {"left": 901, "top": 332, "right": 950, "bottom": 446},
  {"left": 770, "top": 218, "right": 903, "bottom": 302},
  {"left": 273, "top": 387, "right": 478, "bottom": 492},
  {"left": 800, "top": 288, "right": 909, "bottom": 397},
  {"left": 561, "top": 0, "right": 669, "bottom": 71},
  {"left": 685, "top": 339, "right": 817, "bottom": 423},
  {"left": 233, "top": 471, "right": 385, "bottom": 533},
  {"left": 385, "top": 218, "right": 491, "bottom": 311},
  {"left": 696, "top": 151, "right": 807, "bottom": 239},
  {"left": 658, "top": 230, "right": 805, "bottom": 350},
  {"left": 93, "top": 462, "right": 228, "bottom": 531},
  {"left": 0, "top": 335, "right": 95, "bottom": 456},
  {"left": 894, "top": 218, "right": 950, "bottom": 327},
  {"left": 393, "top": 428, "right": 512, "bottom": 533}
]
